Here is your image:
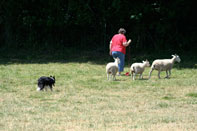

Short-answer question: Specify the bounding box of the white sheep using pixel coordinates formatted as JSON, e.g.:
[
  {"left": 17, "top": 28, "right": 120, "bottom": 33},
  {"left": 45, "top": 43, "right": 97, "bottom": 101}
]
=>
[
  {"left": 106, "top": 57, "right": 120, "bottom": 80},
  {"left": 130, "top": 60, "right": 150, "bottom": 80},
  {"left": 149, "top": 54, "right": 181, "bottom": 79}
]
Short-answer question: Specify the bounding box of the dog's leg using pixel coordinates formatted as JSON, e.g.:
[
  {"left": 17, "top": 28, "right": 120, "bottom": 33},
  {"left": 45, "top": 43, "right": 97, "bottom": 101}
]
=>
[
  {"left": 50, "top": 85, "right": 53, "bottom": 91},
  {"left": 45, "top": 86, "right": 48, "bottom": 91},
  {"left": 39, "top": 84, "right": 45, "bottom": 91}
]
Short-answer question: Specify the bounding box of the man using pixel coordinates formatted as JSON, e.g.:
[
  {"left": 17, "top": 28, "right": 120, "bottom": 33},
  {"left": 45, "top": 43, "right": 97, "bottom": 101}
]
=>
[{"left": 109, "top": 28, "right": 132, "bottom": 75}]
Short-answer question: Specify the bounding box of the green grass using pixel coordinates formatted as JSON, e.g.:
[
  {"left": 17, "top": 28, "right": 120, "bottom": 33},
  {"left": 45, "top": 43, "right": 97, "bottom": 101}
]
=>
[
  {"left": 186, "top": 93, "right": 197, "bottom": 98},
  {"left": 0, "top": 57, "right": 197, "bottom": 130}
]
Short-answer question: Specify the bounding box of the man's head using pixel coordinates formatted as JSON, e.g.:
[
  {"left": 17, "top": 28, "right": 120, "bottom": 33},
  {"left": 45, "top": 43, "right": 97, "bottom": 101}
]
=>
[{"left": 118, "top": 28, "right": 126, "bottom": 34}]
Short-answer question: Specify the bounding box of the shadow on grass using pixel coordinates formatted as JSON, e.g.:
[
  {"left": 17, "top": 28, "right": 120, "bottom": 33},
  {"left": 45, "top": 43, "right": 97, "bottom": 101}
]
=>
[
  {"left": 115, "top": 79, "right": 127, "bottom": 81},
  {"left": 139, "top": 78, "right": 149, "bottom": 81},
  {"left": 0, "top": 48, "right": 197, "bottom": 69},
  {"left": 106, "top": 78, "right": 127, "bottom": 81},
  {"left": 0, "top": 48, "right": 111, "bottom": 65}
]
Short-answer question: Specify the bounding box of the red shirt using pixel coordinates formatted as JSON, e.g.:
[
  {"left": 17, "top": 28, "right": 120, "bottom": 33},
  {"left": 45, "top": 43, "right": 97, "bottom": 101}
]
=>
[{"left": 111, "top": 34, "right": 127, "bottom": 54}]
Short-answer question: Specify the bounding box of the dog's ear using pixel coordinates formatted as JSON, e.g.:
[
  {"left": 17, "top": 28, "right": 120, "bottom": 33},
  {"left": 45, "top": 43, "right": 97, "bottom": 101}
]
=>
[{"left": 53, "top": 76, "right": 55, "bottom": 80}]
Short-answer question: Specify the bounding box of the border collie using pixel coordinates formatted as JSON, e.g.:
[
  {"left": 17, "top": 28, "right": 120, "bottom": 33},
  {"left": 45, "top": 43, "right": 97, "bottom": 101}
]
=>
[{"left": 37, "top": 76, "right": 55, "bottom": 91}]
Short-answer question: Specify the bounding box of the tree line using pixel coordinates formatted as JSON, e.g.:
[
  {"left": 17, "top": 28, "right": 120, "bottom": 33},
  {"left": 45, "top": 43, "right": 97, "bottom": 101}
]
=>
[{"left": 0, "top": 0, "right": 196, "bottom": 54}]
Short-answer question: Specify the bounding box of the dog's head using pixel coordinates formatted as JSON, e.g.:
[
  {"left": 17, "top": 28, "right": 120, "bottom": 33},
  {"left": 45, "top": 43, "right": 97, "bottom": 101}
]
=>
[{"left": 50, "top": 76, "right": 55, "bottom": 85}]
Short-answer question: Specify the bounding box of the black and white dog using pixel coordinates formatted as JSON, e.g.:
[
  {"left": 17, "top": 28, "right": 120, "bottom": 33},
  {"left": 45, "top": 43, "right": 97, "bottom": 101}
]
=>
[{"left": 37, "top": 76, "right": 55, "bottom": 91}]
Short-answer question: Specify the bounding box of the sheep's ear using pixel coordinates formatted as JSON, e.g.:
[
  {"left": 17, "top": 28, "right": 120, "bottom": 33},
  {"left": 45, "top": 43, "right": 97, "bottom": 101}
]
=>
[
  {"left": 172, "top": 55, "right": 175, "bottom": 57},
  {"left": 142, "top": 60, "right": 145, "bottom": 63}
]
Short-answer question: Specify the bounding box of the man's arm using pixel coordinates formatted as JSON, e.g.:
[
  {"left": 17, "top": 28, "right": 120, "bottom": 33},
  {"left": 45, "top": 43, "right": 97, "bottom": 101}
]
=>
[
  {"left": 123, "top": 39, "right": 131, "bottom": 47},
  {"left": 109, "top": 41, "right": 112, "bottom": 55}
]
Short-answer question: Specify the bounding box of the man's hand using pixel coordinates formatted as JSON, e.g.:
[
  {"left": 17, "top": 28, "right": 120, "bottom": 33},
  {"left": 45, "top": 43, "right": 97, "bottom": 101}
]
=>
[
  {"left": 123, "top": 39, "right": 132, "bottom": 47},
  {"left": 109, "top": 50, "right": 112, "bottom": 56},
  {"left": 128, "top": 39, "right": 131, "bottom": 44}
]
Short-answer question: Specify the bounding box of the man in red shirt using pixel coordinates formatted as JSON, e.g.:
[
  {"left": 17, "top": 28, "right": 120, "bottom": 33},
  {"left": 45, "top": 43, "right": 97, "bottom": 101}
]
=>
[{"left": 109, "top": 28, "right": 132, "bottom": 75}]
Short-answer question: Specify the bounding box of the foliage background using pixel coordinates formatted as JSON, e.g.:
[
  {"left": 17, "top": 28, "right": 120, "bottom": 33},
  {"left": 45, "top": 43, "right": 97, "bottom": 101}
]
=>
[{"left": 0, "top": 0, "right": 197, "bottom": 55}]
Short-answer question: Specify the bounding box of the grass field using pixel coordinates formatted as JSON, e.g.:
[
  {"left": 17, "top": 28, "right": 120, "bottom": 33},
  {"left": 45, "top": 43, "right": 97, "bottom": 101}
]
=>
[{"left": 0, "top": 54, "right": 197, "bottom": 130}]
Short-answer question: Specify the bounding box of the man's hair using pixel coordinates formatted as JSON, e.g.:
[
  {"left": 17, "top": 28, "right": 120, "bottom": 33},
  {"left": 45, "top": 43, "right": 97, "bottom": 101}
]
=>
[{"left": 118, "top": 28, "right": 126, "bottom": 34}]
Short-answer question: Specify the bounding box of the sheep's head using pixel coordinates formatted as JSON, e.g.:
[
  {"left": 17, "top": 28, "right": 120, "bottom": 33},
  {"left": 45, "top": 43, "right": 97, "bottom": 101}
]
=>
[
  {"left": 114, "top": 57, "right": 120, "bottom": 64},
  {"left": 143, "top": 60, "right": 150, "bottom": 67},
  {"left": 172, "top": 54, "right": 181, "bottom": 63}
]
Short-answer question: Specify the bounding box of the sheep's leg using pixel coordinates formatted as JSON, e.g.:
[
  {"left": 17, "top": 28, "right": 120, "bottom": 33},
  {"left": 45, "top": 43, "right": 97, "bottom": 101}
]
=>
[
  {"left": 149, "top": 69, "right": 153, "bottom": 79},
  {"left": 165, "top": 70, "right": 169, "bottom": 78},
  {"left": 113, "top": 75, "right": 116, "bottom": 81},
  {"left": 169, "top": 70, "right": 171, "bottom": 77},
  {"left": 158, "top": 70, "right": 161, "bottom": 79},
  {"left": 107, "top": 73, "right": 111, "bottom": 80},
  {"left": 140, "top": 74, "right": 143, "bottom": 79},
  {"left": 131, "top": 71, "right": 133, "bottom": 80},
  {"left": 133, "top": 73, "right": 136, "bottom": 80}
]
